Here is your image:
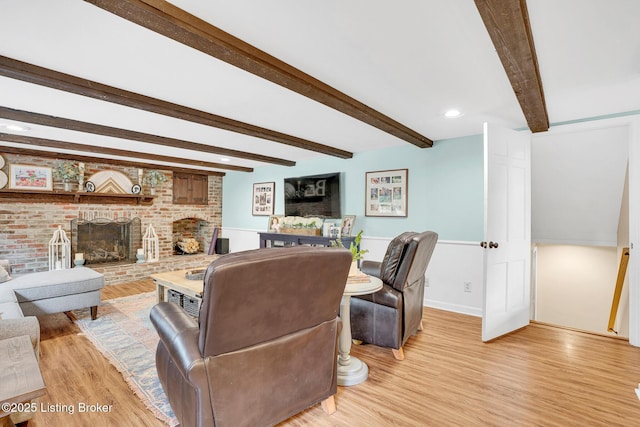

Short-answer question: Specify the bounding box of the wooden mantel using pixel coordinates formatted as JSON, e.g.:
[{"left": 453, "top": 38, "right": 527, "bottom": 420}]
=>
[{"left": 0, "top": 189, "right": 155, "bottom": 205}]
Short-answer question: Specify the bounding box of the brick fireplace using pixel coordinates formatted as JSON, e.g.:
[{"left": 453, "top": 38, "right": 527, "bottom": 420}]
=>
[{"left": 0, "top": 153, "right": 222, "bottom": 279}]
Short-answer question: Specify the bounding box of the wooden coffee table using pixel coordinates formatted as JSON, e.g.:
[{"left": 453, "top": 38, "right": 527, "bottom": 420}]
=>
[
  {"left": 0, "top": 335, "right": 46, "bottom": 425},
  {"left": 151, "top": 269, "right": 206, "bottom": 304}
]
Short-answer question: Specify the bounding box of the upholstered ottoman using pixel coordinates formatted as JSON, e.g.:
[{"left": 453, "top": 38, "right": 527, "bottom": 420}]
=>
[{"left": 7, "top": 267, "right": 105, "bottom": 320}]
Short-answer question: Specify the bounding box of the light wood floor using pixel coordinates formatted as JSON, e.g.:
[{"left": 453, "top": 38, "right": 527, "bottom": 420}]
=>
[{"left": 27, "top": 280, "right": 640, "bottom": 426}]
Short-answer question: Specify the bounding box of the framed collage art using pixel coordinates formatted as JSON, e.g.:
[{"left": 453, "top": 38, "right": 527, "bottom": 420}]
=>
[
  {"left": 252, "top": 182, "right": 275, "bottom": 216},
  {"left": 365, "top": 169, "right": 408, "bottom": 217}
]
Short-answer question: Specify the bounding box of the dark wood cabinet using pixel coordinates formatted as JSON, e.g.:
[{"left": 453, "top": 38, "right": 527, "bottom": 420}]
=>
[{"left": 173, "top": 173, "right": 208, "bottom": 205}]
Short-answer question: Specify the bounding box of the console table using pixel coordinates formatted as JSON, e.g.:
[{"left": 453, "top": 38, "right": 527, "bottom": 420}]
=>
[{"left": 258, "top": 232, "right": 356, "bottom": 249}]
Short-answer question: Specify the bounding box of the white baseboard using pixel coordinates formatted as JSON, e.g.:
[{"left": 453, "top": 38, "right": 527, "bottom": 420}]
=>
[{"left": 425, "top": 299, "right": 482, "bottom": 317}]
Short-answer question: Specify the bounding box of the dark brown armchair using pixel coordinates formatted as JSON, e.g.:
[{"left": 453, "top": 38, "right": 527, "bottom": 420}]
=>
[
  {"left": 150, "top": 246, "right": 352, "bottom": 427},
  {"left": 350, "top": 231, "right": 438, "bottom": 360}
]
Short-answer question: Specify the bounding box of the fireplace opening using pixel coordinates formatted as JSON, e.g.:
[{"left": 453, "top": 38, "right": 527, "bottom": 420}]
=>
[
  {"left": 173, "top": 217, "right": 210, "bottom": 255},
  {"left": 71, "top": 217, "right": 141, "bottom": 265}
]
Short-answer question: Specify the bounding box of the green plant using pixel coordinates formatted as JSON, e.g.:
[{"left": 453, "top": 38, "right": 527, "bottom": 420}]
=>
[
  {"left": 54, "top": 161, "right": 81, "bottom": 181},
  {"left": 281, "top": 216, "right": 323, "bottom": 229},
  {"left": 142, "top": 170, "right": 167, "bottom": 187},
  {"left": 331, "top": 229, "right": 368, "bottom": 261}
]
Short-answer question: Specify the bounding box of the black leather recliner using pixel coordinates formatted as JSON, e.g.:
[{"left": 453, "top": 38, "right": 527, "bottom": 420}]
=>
[
  {"left": 150, "top": 246, "right": 352, "bottom": 427},
  {"left": 350, "top": 231, "right": 438, "bottom": 360}
]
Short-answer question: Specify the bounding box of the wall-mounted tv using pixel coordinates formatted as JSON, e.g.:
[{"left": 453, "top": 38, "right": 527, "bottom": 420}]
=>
[{"left": 284, "top": 172, "right": 341, "bottom": 218}]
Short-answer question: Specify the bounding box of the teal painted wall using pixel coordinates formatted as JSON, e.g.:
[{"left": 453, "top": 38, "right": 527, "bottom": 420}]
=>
[{"left": 222, "top": 134, "right": 484, "bottom": 241}]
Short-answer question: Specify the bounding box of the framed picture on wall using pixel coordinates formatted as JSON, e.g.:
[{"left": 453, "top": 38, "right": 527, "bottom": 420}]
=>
[
  {"left": 252, "top": 182, "right": 275, "bottom": 216},
  {"left": 9, "top": 164, "right": 53, "bottom": 191},
  {"left": 365, "top": 169, "right": 408, "bottom": 217}
]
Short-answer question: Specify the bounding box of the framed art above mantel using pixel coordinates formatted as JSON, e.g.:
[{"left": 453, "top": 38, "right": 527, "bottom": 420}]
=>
[
  {"left": 9, "top": 164, "right": 53, "bottom": 191},
  {"left": 365, "top": 169, "right": 408, "bottom": 217}
]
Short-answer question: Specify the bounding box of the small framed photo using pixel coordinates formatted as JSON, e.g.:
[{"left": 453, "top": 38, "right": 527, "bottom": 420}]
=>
[
  {"left": 340, "top": 215, "right": 356, "bottom": 237},
  {"left": 9, "top": 164, "right": 53, "bottom": 191},
  {"left": 365, "top": 169, "right": 408, "bottom": 217},
  {"left": 252, "top": 182, "right": 275, "bottom": 216},
  {"left": 268, "top": 215, "right": 283, "bottom": 232}
]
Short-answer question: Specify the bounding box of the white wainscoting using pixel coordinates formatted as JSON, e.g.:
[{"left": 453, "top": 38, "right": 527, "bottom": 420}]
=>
[{"left": 221, "top": 228, "right": 483, "bottom": 317}]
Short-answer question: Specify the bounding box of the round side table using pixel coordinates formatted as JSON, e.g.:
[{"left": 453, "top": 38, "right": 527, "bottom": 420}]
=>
[{"left": 337, "top": 276, "right": 383, "bottom": 386}]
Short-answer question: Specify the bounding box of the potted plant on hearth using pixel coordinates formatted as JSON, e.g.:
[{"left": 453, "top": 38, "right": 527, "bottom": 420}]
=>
[
  {"left": 142, "top": 170, "right": 167, "bottom": 195},
  {"left": 54, "top": 161, "right": 81, "bottom": 191}
]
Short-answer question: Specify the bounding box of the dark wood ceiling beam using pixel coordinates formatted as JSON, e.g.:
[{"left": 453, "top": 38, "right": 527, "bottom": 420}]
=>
[
  {"left": 1, "top": 144, "right": 226, "bottom": 176},
  {"left": 84, "top": 0, "right": 433, "bottom": 148},
  {"left": 474, "top": 0, "right": 549, "bottom": 132},
  {"left": 0, "top": 55, "right": 352, "bottom": 159},
  {"left": 0, "top": 107, "right": 295, "bottom": 166},
  {"left": 0, "top": 133, "right": 250, "bottom": 173}
]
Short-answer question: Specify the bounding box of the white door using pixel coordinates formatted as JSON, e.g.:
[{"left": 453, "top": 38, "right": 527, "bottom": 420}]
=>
[{"left": 482, "top": 123, "right": 531, "bottom": 342}]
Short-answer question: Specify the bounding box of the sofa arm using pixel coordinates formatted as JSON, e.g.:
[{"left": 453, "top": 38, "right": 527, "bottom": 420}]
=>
[
  {"left": 150, "top": 302, "right": 202, "bottom": 381},
  {"left": 0, "top": 259, "right": 11, "bottom": 275},
  {"left": 0, "top": 317, "right": 40, "bottom": 359},
  {"left": 361, "top": 260, "right": 382, "bottom": 278}
]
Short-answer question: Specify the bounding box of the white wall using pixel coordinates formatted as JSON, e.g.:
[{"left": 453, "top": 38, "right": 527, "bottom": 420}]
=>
[
  {"left": 221, "top": 227, "right": 484, "bottom": 316},
  {"left": 531, "top": 125, "right": 629, "bottom": 246},
  {"left": 535, "top": 244, "right": 620, "bottom": 335}
]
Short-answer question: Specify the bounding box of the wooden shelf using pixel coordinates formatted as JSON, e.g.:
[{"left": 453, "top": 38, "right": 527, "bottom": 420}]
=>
[{"left": 0, "top": 189, "right": 155, "bottom": 205}]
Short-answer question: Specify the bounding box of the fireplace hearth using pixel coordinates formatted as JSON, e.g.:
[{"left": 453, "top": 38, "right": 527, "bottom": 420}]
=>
[{"left": 71, "top": 217, "right": 141, "bottom": 266}]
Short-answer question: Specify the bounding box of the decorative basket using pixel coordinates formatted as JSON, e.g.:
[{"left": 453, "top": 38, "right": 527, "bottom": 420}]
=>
[
  {"left": 279, "top": 227, "right": 322, "bottom": 236},
  {"left": 184, "top": 269, "right": 206, "bottom": 281}
]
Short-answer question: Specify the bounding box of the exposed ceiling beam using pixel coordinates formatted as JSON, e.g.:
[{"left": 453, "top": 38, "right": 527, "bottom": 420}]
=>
[
  {"left": 0, "top": 55, "right": 352, "bottom": 159},
  {"left": 1, "top": 145, "right": 226, "bottom": 176},
  {"left": 474, "top": 0, "right": 549, "bottom": 133},
  {"left": 84, "top": 0, "right": 434, "bottom": 148},
  {"left": 0, "top": 133, "right": 250, "bottom": 173},
  {"left": 0, "top": 107, "right": 295, "bottom": 166}
]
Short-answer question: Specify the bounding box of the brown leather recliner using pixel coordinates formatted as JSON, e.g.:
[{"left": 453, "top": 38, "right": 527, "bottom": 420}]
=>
[
  {"left": 150, "top": 246, "right": 352, "bottom": 427},
  {"left": 350, "top": 231, "right": 438, "bottom": 360}
]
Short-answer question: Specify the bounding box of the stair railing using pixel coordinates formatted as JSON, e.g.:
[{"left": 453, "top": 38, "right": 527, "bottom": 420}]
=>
[{"left": 608, "top": 247, "right": 630, "bottom": 334}]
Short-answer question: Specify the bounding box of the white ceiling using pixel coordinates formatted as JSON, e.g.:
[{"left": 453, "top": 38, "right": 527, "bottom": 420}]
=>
[{"left": 0, "top": 0, "right": 639, "bottom": 173}]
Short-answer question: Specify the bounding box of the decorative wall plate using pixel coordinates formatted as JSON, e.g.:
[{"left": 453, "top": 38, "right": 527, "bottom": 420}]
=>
[
  {"left": 84, "top": 180, "right": 96, "bottom": 192},
  {"left": 0, "top": 154, "right": 5, "bottom": 169},
  {"left": 0, "top": 171, "right": 7, "bottom": 189},
  {"left": 131, "top": 184, "right": 142, "bottom": 194},
  {"left": 86, "top": 170, "right": 134, "bottom": 194}
]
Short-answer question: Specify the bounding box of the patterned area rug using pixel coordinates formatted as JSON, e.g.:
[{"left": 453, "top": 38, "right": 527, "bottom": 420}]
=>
[{"left": 75, "top": 292, "right": 178, "bottom": 426}]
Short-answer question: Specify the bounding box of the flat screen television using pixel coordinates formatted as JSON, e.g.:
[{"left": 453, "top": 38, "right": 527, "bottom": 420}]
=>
[{"left": 284, "top": 172, "right": 341, "bottom": 218}]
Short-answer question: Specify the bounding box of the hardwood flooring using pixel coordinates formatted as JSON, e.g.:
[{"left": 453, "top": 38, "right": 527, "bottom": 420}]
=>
[{"left": 26, "top": 280, "right": 640, "bottom": 426}]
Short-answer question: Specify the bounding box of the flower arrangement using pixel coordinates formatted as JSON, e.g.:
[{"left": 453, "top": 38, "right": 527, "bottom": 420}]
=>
[
  {"left": 142, "top": 170, "right": 168, "bottom": 187},
  {"left": 54, "top": 161, "right": 81, "bottom": 181},
  {"left": 331, "top": 230, "right": 368, "bottom": 261},
  {"left": 280, "top": 216, "right": 324, "bottom": 229}
]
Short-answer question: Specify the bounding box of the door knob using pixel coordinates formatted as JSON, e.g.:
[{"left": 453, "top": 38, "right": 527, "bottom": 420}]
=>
[
  {"left": 480, "top": 241, "right": 487, "bottom": 248},
  {"left": 489, "top": 241, "right": 499, "bottom": 249}
]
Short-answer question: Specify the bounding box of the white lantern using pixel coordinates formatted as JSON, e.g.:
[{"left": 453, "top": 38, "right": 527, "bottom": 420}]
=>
[
  {"left": 143, "top": 224, "right": 160, "bottom": 262},
  {"left": 49, "top": 225, "right": 71, "bottom": 270}
]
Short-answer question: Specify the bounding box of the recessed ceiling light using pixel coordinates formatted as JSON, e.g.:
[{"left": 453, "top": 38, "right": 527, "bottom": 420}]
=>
[
  {"left": 0, "top": 123, "right": 30, "bottom": 132},
  {"left": 219, "top": 157, "right": 231, "bottom": 162},
  {"left": 444, "top": 109, "right": 463, "bottom": 119}
]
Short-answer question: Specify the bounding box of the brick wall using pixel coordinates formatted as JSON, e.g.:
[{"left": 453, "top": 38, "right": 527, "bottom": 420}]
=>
[{"left": 0, "top": 153, "right": 222, "bottom": 277}]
